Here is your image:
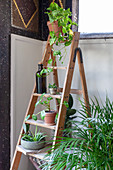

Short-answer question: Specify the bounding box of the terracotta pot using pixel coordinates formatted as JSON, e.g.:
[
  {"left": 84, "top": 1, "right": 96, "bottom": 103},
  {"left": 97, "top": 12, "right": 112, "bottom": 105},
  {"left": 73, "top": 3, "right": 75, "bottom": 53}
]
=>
[
  {"left": 47, "top": 21, "right": 63, "bottom": 37},
  {"left": 45, "top": 110, "right": 57, "bottom": 125}
]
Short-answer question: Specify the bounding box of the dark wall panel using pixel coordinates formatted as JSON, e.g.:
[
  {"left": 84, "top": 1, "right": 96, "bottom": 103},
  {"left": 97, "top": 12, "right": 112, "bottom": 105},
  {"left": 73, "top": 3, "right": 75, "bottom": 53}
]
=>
[{"left": 0, "top": 0, "right": 11, "bottom": 169}]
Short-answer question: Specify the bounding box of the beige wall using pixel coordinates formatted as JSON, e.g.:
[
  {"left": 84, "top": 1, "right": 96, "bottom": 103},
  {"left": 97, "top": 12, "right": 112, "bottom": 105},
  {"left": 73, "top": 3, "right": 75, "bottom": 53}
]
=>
[{"left": 11, "top": 35, "right": 113, "bottom": 169}]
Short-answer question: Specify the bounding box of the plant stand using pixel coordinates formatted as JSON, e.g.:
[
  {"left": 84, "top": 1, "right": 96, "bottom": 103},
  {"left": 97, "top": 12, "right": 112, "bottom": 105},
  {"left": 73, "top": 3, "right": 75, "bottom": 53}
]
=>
[{"left": 10, "top": 32, "right": 89, "bottom": 170}]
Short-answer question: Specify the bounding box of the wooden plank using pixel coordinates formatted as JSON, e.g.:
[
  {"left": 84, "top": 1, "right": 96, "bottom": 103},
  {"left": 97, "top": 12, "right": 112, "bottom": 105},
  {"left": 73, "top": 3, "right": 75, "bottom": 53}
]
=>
[
  {"left": 58, "top": 88, "right": 82, "bottom": 95},
  {"left": 29, "top": 152, "right": 47, "bottom": 160},
  {"left": 26, "top": 119, "right": 56, "bottom": 130},
  {"left": 33, "top": 93, "right": 62, "bottom": 99},
  {"left": 17, "top": 144, "right": 51, "bottom": 160},
  {"left": 53, "top": 32, "right": 80, "bottom": 144},
  {"left": 44, "top": 66, "right": 67, "bottom": 70}
]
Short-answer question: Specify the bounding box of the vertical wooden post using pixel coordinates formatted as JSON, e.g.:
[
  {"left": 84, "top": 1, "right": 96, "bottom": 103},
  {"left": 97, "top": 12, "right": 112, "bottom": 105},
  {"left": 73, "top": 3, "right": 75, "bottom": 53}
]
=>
[
  {"left": 76, "top": 48, "right": 91, "bottom": 117},
  {"left": 53, "top": 32, "right": 80, "bottom": 144}
]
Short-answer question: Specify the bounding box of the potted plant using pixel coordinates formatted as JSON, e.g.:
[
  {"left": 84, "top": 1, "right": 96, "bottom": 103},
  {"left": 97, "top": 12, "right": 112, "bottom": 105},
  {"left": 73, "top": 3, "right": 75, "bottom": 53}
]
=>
[
  {"left": 36, "top": 2, "right": 78, "bottom": 78},
  {"left": 42, "top": 96, "right": 113, "bottom": 169},
  {"left": 21, "top": 116, "right": 46, "bottom": 150},
  {"left": 32, "top": 93, "right": 57, "bottom": 125},
  {"left": 48, "top": 83, "right": 57, "bottom": 95},
  {"left": 45, "top": 2, "right": 78, "bottom": 63}
]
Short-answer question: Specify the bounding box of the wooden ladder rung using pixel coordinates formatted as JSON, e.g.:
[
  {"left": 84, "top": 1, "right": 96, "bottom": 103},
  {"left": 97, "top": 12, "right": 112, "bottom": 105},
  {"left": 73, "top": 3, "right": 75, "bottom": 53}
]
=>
[
  {"left": 33, "top": 93, "right": 62, "bottom": 99},
  {"left": 25, "top": 119, "right": 56, "bottom": 130},
  {"left": 58, "top": 88, "right": 82, "bottom": 95},
  {"left": 44, "top": 66, "right": 67, "bottom": 70},
  {"left": 17, "top": 144, "right": 50, "bottom": 160}
]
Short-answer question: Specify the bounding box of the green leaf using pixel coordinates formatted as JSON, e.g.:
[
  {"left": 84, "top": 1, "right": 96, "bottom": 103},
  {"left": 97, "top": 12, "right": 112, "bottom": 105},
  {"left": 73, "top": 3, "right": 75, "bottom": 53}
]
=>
[
  {"left": 68, "top": 17, "right": 72, "bottom": 24},
  {"left": 48, "top": 59, "right": 53, "bottom": 64},
  {"left": 72, "top": 21, "right": 78, "bottom": 26},
  {"left": 68, "top": 94, "right": 73, "bottom": 108},
  {"left": 53, "top": 50, "right": 61, "bottom": 56},
  {"left": 62, "top": 27, "right": 67, "bottom": 33},
  {"left": 47, "top": 67, "right": 53, "bottom": 73},
  {"left": 48, "top": 14, "right": 54, "bottom": 23},
  {"left": 25, "top": 115, "right": 30, "bottom": 121},
  {"left": 47, "top": 97, "right": 53, "bottom": 101},
  {"left": 36, "top": 73, "right": 41, "bottom": 78},
  {"left": 59, "top": 55, "right": 63, "bottom": 61},
  {"left": 49, "top": 37, "right": 56, "bottom": 46},
  {"left": 32, "top": 114, "right": 37, "bottom": 121},
  {"left": 23, "top": 123, "right": 30, "bottom": 134},
  {"left": 64, "top": 101, "right": 69, "bottom": 108},
  {"left": 40, "top": 69, "right": 47, "bottom": 75},
  {"left": 49, "top": 31, "right": 55, "bottom": 37},
  {"left": 65, "top": 40, "right": 72, "bottom": 46},
  {"left": 44, "top": 101, "right": 48, "bottom": 104},
  {"left": 66, "top": 109, "right": 76, "bottom": 117},
  {"left": 40, "top": 110, "right": 45, "bottom": 120},
  {"left": 56, "top": 41, "right": 58, "bottom": 46}
]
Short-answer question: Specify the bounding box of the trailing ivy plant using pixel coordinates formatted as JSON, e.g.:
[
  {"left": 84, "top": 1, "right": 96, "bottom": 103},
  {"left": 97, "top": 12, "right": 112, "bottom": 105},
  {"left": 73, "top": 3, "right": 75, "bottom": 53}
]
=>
[
  {"left": 46, "top": 2, "right": 78, "bottom": 64},
  {"left": 38, "top": 2, "right": 78, "bottom": 78},
  {"left": 42, "top": 96, "right": 113, "bottom": 170}
]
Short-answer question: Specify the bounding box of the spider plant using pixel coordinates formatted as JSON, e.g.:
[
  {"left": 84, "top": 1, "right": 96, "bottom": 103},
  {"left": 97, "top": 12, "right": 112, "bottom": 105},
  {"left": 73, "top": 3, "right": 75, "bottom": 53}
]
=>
[{"left": 42, "top": 96, "right": 113, "bottom": 170}]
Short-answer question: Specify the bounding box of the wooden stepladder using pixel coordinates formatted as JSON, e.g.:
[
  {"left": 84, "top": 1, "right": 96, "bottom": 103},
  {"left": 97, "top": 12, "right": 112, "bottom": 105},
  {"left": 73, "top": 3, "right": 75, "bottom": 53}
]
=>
[{"left": 10, "top": 32, "right": 89, "bottom": 170}]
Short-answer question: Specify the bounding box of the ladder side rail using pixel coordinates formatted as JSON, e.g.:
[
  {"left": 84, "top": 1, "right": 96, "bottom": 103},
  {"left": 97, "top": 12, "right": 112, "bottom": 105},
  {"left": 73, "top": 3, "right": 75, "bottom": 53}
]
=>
[
  {"left": 53, "top": 32, "right": 80, "bottom": 144},
  {"left": 76, "top": 48, "right": 91, "bottom": 117},
  {"left": 10, "top": 85, "right": 38, "bottom": 170},
  {"left": 41, "top": 36, "right": 52, "bottom": 66}
]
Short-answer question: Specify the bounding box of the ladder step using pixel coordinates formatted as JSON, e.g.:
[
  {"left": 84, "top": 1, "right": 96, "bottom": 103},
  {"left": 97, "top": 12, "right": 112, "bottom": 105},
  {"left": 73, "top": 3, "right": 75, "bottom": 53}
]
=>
[
  {"left": 26, "top": 119, "right": 56, "bottom": 130},
  {"left": 17, "top": 144, "right": 51, "bottom": 160},
  {"left": 58, "top": 88, "right": 82, "bottom": 95},
  {"left": 33, "top": 93, "right": 62, "bottom": 99},
  {"left": 44, "top": 66, "right": 67, "bottom": 70}
]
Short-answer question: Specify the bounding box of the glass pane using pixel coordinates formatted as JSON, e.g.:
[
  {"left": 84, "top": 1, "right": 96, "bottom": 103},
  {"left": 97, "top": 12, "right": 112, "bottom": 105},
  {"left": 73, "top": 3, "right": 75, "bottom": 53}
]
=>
[{"left": 79, "top": 0, "right": 113, "bottom": 33}]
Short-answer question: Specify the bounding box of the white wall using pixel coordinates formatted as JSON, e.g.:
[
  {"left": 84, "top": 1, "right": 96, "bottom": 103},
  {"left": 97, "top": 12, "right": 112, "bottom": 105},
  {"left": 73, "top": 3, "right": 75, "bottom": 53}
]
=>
[
  {"left": 80, "top": 38, "right": 113, "bottom": 101},
  {"left": 11, "top": 35, "right": 113, "bottom": 169},
  {"left": 11, "top": 34, "right": 43, "bottom": 170}
]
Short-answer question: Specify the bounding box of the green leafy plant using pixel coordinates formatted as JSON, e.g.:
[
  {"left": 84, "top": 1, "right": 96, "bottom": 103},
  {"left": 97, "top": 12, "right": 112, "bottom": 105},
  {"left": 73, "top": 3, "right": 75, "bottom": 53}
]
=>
[
  {"left": 46, "top": 2, "right": 78, "bottom": 63},
  {"left": 48, "top": 83, "right": 57, "bottom": 89},
  {"left": 32, "top": 93, "right": 69, "bottom": 121},
  {"left": 22, "top": 115, "right": 46, "bottom": 142},
  {"left": 42, "top": 96, "right": 113, "bottom": 170},
  {"left": 22, "top": 126, "right": 46, "bottom": 142},
  {"left": 32, "top": 93, "right": 54, "bottom": 121},
  {"left": 36, "top": 66, "right": 53, "bottom": 78}
]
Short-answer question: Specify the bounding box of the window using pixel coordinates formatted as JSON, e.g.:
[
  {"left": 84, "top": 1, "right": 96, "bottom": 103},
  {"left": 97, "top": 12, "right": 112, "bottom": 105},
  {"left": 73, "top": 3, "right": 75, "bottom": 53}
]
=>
[{"left": 79, "top": 0, "right": 113, "bottom": 33}]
